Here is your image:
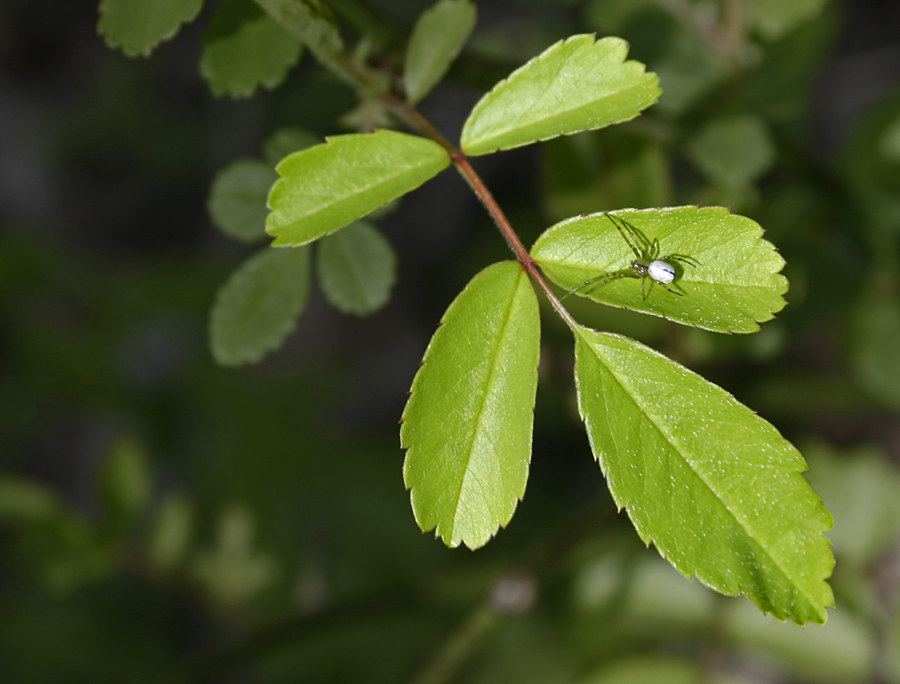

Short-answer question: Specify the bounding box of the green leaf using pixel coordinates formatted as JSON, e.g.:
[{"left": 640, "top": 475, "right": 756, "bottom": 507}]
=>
[
  {"left": 317, "top": 221, "right": 397, "bottom": 316},
  {"left": 252, "top": 0, "right": 353, "bottom": 82},
  {"left": 687, "top": 115, "right": 776, "bottom": 188},
  {"left": 266, "top": 130, "right": 451, "bottom": 247},
  {"left": 100, "top": 436, "right": 151, "bottom": 539},
  {"left": 753, "top": 0, "right": 829, "bottom": 40},
  {"left": 200, "top": 0, "right": 303, "bottom": 98},
  {"left": 209, "top": 247, "right": 312, "bottom": 366},
  {"left": 0, "top": 477, "right": 60, "bottom": 523},
  {"left": 573, "top": 326, "right": 834, "bottom": 624},
  {"left": 850, "top": 273, "right": 900, "bottom": 408},
  {"left": 404, "top": 0, "right": 477, "bottom": 104},
  {"left": 148, "top": 493, "right": 194, "bottom": 572},
  {"left": 97, "top": 0, "right": 203, "bottom": 57},
  {"left": 531, "top": 206, "right": 787, "bottom": 334},
  {"left": 208, "top": 159, "right": 279, "bottom": 243},
  {"left": 580, "top": 657, "right": 703, "bottom": 684},
  {"left": 460, "top": 35, "right": 660, "bottom": 156},
  {"left": 401, "top": 261, "right": 540, "bottom": 549},
  {"left": 263, "top": 126, "right": 321, "bottom": 166}
]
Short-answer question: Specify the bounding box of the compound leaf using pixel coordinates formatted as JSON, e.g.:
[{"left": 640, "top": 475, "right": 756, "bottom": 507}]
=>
[
  {"left": 200, "top": 0, "right": 303, "bottom": 98},
  {"left": 267, "top": 130, "right": 451, "bottom": 247},
  {"left": 402, "top": 261, "right": 540, "bottom": 549},
  {"left": 460, "top": 35, "right": 660, "bottom": 156},
  {"left": 210, "top": 247, "right": 311, "bottom": 366},
  {"left": 531, "top": 206, "right": 787, "bottom": 333},
  {"left": 404, "top": 0, "right": 477, "bottom": 104},
  {"left": 317, "top": 221, "right": 397, "bottom": 316},
  {"left": 573, "top": 326, "right": 834, "bottom": 624},
  {"left": 208, "top": 159, "right": 279, "bottom": 243},
  {"left": 98, "top": 0, "right": 203, "bottom": 57}
]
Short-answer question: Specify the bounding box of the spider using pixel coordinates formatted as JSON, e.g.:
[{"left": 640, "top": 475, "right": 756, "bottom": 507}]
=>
[{"left": 563, "top": 213, "right": 700, "bottom": 301}]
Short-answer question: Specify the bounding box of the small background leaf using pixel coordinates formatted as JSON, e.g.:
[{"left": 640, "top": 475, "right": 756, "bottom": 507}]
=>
[
  {"left": 208, "top": 159, "right": 279, "bottom": 243},
  {"left": 849, "top": 273, "right": 900, "bottom": 408},
  {"left": 401, "top": 261, "right": 540, "bottom": 549},
  {"left": 753, "top": 0, "right": 830, "bottom": 40},
  {"left": 687, "top": 115, "right": 776, "bottom": 189},
  {"left": 210, "top": 247, "right": 312, "bottom": 366},
  {"left": 460, "top": 35, "right": 660, "bottom": 156},
  {"left": 573, "top": 327, "right": 834, "bottom": 624},
  {"left": 266, "top": 130, "right": 450, "bottom": 247},
  {"left": 404, "top": 0, "right": 477, "bottom": 104},
  {"left": 97, "top": 0, "right": 203, "bottom": 57},
  {"left": 317, "top": 221, "right": 397, "bottom": 316},
  {"left": 200, "top": 0, "right": 303, "bottom": 98},
  {"left": 532, "top": 206, "right": 787, "bottom": 333},
  {"left": 263, "top": 126, "right": 321, "bottom": 166}
]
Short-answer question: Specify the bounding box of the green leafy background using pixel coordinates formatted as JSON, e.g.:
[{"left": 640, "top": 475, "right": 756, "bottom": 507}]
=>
[{"left": 5, "top": 0, "right": 900, "bottom": 682}]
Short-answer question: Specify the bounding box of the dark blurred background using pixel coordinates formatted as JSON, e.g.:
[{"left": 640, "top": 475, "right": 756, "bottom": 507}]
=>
[{"left": 2, "top": 1, "right": 900, "bottom": 683}]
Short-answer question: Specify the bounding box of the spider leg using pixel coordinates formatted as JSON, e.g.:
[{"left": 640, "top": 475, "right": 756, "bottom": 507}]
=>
[
  {"left": 561, "top": 269, "right": 635, "bottom": 300},
  {"left": 660, "top": 282, "right": 685, "bottom": 297},
  {"left": 604, "top": 214, "right": 645, "bottom": 260},
  {"left": 665, "top": 253, "right": 701, "bottom": 268},
  {"left": 649, "top": 237, "right": 660, "bottom": 260}
]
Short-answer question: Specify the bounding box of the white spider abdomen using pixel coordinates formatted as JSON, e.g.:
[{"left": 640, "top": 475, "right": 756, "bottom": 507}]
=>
[{"left": 648, "top": 260, "right": 676, "bottom": 284}]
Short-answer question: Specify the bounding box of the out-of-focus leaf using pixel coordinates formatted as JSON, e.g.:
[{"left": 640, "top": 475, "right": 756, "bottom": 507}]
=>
[
  {"left": 579, "top": 657, "right": 702, "bottom": 684},
  {"left": 573, "top": 326, "right": 834, "bottom": 624},
  {"left": 460, "top": 35, "right": 660, "bottom": 156},
  {"left": 209, "top": 247, "right": 312, "bottom": 366},
  {"left": 253, "top": 0, "right": 353, "bottom": 82},
  {"left": 753, "top": 0, "right": 830, "bottom": 40},
  {"left": 804, "top": 441, "right": 900, "bottom": 566},
  {"left": 263, "top": 127, "right": 321, "bottom": 166},
  {"left": 404, "top": 0, "right": 477, "bottom": 104},
  {"left": 267, "top": 130, "right": 450, "bottom": 246},
  {"left": 192, "top": 505, "right": 276, "bottom": 605},
  {"left": 208, "top": 159, "right": 279, "bottom": 243},
  {"left": 850, "top": 273, "right": 900, "bottom": 407},
  {"left": 100, "top": 436, "right": 151, "bottom": 539},
  {"left": 0, "top": 477, "right": 59, "bottom": 523},
  {"left": 200, "top": 0, "right": 303, "bottom": 98},
  {"left": 532, "top": 207, "right": 787, "bottom": 333},
  {"left": 97, "top": 0, "right": 203, "bottom": 57},
  {"left": 687, "top": 115, "right": 776, "bottom": 188},
  {"left": 317, "top": 221, "right": 397, "bottom": 316},
  {"left": 402, "top": 261, "right": 540, "bottom": 549},
  {"left": 727, "top": 598, "right": 874, "bottom": 683},
  {"left": 148, "top": 493, "right": 194, "bottom": 572}
]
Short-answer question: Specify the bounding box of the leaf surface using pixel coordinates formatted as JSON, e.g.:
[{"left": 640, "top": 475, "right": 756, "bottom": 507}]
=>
[
  {"left": 573, "top": 327, "right": 834, "bottom": 624},
  {"left": 267, "top": 130, "right": 450, "bottom": 246},
  {"left": 317, "top": 221, "right": 397, "bottom": 316},
  {"left": 98, "top": 0, "right": 203, "bottom": 57},
  {"left": 402, "top": 261, "right": 540, "bottom": 549},
  {"left": 208, "top": 159, "right": 278, "bottom": 243},
  {"left": 210, "top": 247, "right": 311, "bottom": 366},
  {"left": 687, "top": 115, "right": 776, "bottom": 188},
  {"left": 531, "top": 206, "right": 787, "bottom": 333},
  {"left": 460, "top": 35, "right": 660, "bottom": 156},
  {"left": 200, "top": 0, "right": 303, "bottom": 98},
  {"left": 404, "top": 0, "right": 477, "bottom": 104}
]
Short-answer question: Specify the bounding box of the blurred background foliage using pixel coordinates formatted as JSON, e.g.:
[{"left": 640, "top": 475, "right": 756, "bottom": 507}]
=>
[{"left": 2, "top": 0, "right": 900, "bottom": 682}]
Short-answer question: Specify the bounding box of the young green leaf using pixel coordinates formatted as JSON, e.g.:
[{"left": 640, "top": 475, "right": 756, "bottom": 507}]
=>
[
  {"left": 402, "top": 261, "right": 540, "bottom": 549},
  {"left": 200, "top": 0, "right": 303, "bottom": 98},
  {"left": 208, "top": 159, "right": 279, "bottom": 243},
  {"left": 573, "top": 326, "right": 834, "bottom": 625},
  {"left": 210, "top": 247, "right": 312, "bottom": 366},
  {"left": 253, "top": 0, "right": 353, "bottom": 83},
  {"left": 460, "top": 35, "right": 660, "bottom": 156},
  {"left": 404, "top": 0, "right": 477, "bottom": 105},
  {"left": 263, "top": 127, "right": 321, "bottom": 166},
  {"left": 267, "top": 130, "right": 451, "bottom": 247},
  {"left": 317, "top": 221, "right": 397, "bottom": 316},
  {"left": 97, "top": 0, "right": 203, "bottom": 57},
  {"left": 531, "top": 206, "right": 787, "bottom": 333},
  {"left": 850, "top": 274, "right": 900, "bottom": 408}
]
